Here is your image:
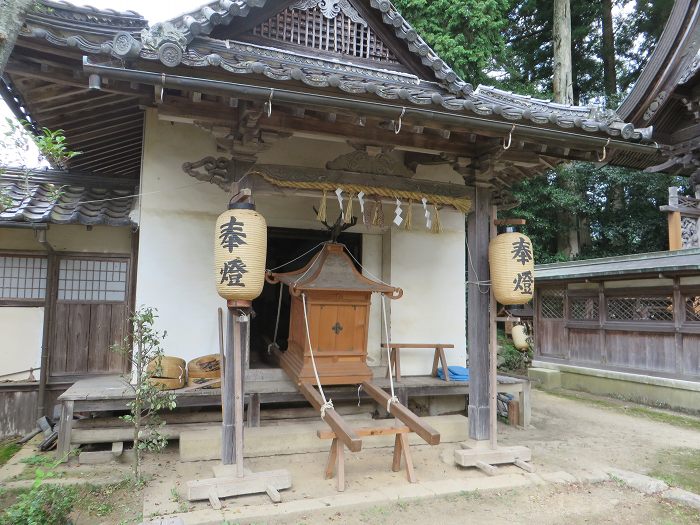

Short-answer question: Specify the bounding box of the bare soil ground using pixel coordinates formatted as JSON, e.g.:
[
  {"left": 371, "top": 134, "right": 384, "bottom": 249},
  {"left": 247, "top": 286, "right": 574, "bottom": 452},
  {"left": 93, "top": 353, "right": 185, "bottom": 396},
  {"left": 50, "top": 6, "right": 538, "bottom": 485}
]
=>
[
  {"left": 1, "top": 388, "right": 699, "bottom": 524},
  {"left": 268, "top": 482, "right": 700, "bottom": 525}
]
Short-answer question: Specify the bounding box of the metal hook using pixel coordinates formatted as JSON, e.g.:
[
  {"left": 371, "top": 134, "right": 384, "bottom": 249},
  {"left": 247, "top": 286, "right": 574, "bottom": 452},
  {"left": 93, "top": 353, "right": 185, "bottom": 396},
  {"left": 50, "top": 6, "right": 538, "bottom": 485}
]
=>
[
  {"left": 265, "top": 88, "right": 274, "bottom": 118},
  {"left": 597, "top": 137, "right": 611, "bottom": 162},
  {"left": 158, "top": 73, "right": 166, "bottom": 104},
  {"left": 394, "top": 107, "right": 406, "bottom": 134},
  {"left": 503, "top": 123, "right": 515, "bottom": 150}
]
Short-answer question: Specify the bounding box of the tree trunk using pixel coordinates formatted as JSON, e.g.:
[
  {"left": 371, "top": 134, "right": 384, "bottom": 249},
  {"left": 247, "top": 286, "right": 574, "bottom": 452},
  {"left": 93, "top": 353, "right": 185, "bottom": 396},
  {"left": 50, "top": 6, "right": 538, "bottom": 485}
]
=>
[
  {"left": 0, "top": 0, "right": 32, "bottom": 76},
  {"left": 553, "top": 0, "right": 573, "bottom": 105},
  {"left": 601, "top": 0, "right": 617, "bottom": 98}
]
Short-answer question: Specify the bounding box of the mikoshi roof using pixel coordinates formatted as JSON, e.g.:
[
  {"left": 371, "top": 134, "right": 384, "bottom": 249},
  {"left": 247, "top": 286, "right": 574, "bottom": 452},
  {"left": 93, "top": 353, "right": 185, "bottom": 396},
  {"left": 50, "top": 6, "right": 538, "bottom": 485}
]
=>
[
  {"left": 535, "top": 248, "right": 700, "bottom": 282},
  {"left": 0, "top": 168, "right": 137, "bottom": 226},
  {"left": 266, "top": 242, "right": 402, "bottom": 297}
]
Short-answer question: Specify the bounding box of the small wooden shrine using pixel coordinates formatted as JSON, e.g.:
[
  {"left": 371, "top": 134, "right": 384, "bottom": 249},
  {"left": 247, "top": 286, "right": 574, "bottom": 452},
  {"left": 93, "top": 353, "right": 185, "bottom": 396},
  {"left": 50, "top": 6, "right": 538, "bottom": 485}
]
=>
[{"left": 267, "top": 243, "right": 402, "bottom": 386}]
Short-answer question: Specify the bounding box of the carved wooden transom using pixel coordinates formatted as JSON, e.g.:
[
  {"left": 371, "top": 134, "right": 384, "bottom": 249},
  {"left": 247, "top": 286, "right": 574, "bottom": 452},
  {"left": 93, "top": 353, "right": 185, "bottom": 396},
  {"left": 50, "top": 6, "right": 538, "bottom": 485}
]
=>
[{"left": 248, "top": 1, "right": 399, "bottom": 63}]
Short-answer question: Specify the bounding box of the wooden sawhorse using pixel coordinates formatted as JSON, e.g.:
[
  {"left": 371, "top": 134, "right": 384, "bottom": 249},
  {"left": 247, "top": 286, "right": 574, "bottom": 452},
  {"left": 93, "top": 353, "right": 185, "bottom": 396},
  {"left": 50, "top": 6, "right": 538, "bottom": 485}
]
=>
[
  {"left": 317, "top": 426, "right": 416, "bottom": 492},
  {"left": 382, "top": 343, "right": 455, "bottom": 382}
]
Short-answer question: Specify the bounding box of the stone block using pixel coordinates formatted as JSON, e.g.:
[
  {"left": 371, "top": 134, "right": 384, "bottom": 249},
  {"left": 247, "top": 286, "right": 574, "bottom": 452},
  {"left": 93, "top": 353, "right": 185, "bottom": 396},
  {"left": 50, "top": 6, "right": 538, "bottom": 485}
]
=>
[
  {"left": 661, "top": 488, "right": 700, "bottom": 510},
  {"left": 606, "top": 468, "right": 668, "bottom": 494},
  {"left": 180, "top": 414, "right": 469, "bottom": 462},
  {"left": 528, "top": 368, "right": 561, "bottom": 389}
]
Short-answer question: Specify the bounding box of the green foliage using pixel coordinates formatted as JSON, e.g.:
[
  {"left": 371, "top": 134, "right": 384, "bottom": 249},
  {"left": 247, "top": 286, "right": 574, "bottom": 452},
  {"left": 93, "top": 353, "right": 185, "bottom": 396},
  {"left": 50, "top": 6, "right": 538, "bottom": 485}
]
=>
[
  {"left": 21, "top": 454, "right": 58, "bottom": 467},
  {"left": 392, "top": 0, "right": 511, "bottom": 84},
  {"left": 112, "top": 307, "right": 176, "bottom": 482},
  {"left": 497, "top": 331, "right": 531, "bottom": 373},
  {"left": 33, "top": 126, "right": 81, "bottom": 169},
  {"left": 0, "top": 484, "right": 76, "bottom": 525},
  {"left": 504, "top": 163, "right": 687, "bottom": 263},
  {"left": 0, "top": 442, "right": 20, "bottom": 466}
]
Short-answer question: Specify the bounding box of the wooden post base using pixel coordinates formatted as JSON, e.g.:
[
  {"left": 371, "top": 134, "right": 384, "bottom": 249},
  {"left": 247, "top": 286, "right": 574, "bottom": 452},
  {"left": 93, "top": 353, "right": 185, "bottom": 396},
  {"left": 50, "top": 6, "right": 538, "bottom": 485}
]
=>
[
  {"left": 454, "top": 441, "right": 533, "bottom": 474},
  {"left": 187, "top": 467, "right": 292, "bottom": 507}
]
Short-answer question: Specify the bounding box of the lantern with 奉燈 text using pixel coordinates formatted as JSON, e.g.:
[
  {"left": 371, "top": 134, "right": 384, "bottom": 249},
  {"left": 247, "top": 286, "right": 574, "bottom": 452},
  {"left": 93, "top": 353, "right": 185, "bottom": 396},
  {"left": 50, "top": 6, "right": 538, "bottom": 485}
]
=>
[
  {"left": 214, "top": 202, "right": 267, "bottom": 302},
  {"left": 488, "top": 229, "right": 534, "bottom": 305}
]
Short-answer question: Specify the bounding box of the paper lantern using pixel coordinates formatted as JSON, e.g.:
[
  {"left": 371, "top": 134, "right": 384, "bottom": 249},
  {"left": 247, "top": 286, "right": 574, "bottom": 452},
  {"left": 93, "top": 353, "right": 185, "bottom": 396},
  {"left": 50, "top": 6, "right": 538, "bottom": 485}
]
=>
[
  {"left": 488, "top": 231, "right": 534, "bottom": 305},
  {"left": 214, "top": 202, "right": 267, "bottom": 302},
  {"left": 511, "top": 324, "right": 530, "bottom": 351}
]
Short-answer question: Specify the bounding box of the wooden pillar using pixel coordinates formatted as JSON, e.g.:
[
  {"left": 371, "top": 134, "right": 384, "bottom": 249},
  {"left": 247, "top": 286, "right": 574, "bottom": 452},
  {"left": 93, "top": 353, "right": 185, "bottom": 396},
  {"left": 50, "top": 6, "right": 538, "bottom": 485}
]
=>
[
  {"left": 467, "top": 186, "right": 492, "bottom": 441},
  {"left": 222, "top": 308, "right": 235, "bottom": 465}
]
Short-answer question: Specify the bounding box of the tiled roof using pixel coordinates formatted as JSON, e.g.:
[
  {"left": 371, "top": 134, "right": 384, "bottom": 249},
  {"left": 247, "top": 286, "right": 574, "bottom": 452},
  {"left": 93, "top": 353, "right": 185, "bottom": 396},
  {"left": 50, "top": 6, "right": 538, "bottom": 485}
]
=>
[
  {"left": 21, "top": 0, "right": 646, "bottom": 141},
  {"left": 535, "top": 248, "right": 700, "bottom": 281},
  {"left": 0, "top": 169, "right": 136, "bottom": 226}
]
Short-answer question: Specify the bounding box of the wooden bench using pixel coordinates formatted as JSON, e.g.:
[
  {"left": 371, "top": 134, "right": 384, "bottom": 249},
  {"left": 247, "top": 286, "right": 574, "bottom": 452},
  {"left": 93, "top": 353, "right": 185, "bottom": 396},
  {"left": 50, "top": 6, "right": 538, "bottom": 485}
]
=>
[
  {"left": 382, "top": 343, "right": 455, "bottom": 382},
  {"left": 317, "top": 425, "right": 416, "bottom": 492}
]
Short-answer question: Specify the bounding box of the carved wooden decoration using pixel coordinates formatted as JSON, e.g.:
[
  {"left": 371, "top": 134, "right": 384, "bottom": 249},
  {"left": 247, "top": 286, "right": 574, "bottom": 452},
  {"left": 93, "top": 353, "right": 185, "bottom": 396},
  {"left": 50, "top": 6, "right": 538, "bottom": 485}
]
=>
[
  {"left": 249, "top": 3, "right": 398, "bottom": 63},
  {"left": 661, "top": 186, "right": 700, "bottom": 250}
]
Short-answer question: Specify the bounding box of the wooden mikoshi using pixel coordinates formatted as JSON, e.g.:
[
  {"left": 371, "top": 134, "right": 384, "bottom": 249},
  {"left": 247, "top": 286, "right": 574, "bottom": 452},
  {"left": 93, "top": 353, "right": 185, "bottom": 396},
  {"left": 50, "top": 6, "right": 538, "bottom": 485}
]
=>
[
  {"left": 266, "top": 242, "right": 440, "bottom": 472},
  {"left": 266, "top": 242, "right": 403, "bottom": 386},
  {"left": 488, "top": 230, "right": 534, "bottom": 305}
]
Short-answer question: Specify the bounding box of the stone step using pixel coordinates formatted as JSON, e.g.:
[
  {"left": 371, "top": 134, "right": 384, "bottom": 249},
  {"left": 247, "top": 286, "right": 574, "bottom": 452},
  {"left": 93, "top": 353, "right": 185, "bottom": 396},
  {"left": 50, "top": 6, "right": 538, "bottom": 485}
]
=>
[{"left": 179, "top": 414, "right": 469, "bottom": 462}]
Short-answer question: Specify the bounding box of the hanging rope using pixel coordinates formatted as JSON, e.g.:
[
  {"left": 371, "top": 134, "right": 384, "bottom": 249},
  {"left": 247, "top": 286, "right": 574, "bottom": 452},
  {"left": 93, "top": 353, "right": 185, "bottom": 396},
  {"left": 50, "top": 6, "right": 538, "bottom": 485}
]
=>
[
  {"left": 267, "top": 241, "right": 326, "bottom": 272},
  {"left": 268, "top": 282, "right": 284, "bottom": 354},
  {"left": 381, "top": 293, "right": 399, "bottom": 412},
  {"left": 301, "top": 293, "right": 333, "bottom": 419},
  {"left": 248, "top": 170, "right": 472, "bottom": 213}
]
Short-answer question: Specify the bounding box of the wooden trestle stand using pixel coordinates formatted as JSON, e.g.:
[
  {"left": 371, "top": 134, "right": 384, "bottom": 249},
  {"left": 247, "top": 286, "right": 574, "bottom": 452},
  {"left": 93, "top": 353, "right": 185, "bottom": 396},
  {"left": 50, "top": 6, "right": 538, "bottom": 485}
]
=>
[{"left": 454, "top": 213, "right": 533, "bottom": 475}]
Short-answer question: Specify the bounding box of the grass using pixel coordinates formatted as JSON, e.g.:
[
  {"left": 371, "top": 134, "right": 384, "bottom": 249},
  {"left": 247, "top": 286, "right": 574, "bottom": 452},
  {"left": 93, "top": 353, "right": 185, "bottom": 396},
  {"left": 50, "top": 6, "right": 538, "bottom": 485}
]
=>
[
  {"left": 0, "top": 441, "right": 20, "bottom": 466},
  {"left": 544, "top": 389, "right": 700, "bottom": 432},
  {"left": 650, "top": 448, "right": 700, "bottom": 495}
]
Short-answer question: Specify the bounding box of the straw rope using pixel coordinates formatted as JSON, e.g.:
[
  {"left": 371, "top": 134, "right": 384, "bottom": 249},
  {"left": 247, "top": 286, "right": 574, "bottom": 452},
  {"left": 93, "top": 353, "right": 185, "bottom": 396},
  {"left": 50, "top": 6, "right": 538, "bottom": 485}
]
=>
[
  {"left": 316, "top": 190, "right": 328, "bottom": 222},
  {"left": 250, "top": 171, "right": 471, "bottom": 213}
]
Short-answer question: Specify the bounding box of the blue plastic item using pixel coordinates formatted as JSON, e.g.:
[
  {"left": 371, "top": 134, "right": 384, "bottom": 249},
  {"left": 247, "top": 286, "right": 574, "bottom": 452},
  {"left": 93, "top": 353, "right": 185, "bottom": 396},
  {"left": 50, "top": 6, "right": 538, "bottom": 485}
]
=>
[{"left": 437, "top": 366, "right": 469, "bottom": 381}]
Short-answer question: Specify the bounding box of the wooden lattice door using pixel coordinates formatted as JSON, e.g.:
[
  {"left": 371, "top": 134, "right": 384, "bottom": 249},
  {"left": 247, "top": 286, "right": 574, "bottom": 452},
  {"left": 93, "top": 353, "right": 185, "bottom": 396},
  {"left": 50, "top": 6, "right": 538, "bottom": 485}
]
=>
[{"left": 49, "top": 255, "right": 131, "bottom": 379}]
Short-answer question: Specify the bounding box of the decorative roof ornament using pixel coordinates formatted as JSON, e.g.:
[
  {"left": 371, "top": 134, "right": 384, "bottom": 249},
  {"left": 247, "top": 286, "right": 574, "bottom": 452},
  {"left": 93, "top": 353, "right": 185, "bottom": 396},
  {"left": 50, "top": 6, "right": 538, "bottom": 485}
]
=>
[
  {"left": 292, "top": 0, "right": 367, "bottom": 26},
  {"left": 141, "top": 22, "right": 188, "bottom": 67}
]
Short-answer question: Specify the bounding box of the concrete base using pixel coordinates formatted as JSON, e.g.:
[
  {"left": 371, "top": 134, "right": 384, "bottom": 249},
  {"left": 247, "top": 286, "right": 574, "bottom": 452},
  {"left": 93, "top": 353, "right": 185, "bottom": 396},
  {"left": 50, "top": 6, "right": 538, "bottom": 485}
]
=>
[
  {"left": 532, "top": 361, "right": 700, "bottom": 413},
  {"left": 180, "top": 414, "right": 469, "bottom": 462},
  {"left": 528, "top": 368, "right": 562, "bottom": 389}
]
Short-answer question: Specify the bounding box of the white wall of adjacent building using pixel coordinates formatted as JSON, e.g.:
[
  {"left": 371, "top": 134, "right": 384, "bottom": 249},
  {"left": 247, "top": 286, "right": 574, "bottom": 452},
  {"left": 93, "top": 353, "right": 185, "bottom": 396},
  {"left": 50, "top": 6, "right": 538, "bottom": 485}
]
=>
[{"left": 136, "top": 109, "right": 466, "bottom": 373}]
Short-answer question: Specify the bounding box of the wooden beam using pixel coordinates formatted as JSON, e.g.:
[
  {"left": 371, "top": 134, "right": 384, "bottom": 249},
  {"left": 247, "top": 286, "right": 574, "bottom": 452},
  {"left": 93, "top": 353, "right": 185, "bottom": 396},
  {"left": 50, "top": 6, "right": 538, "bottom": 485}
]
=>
[
  {"left": 668, "top": 211, "right": 682, "bottom": 250},
  {"left": 6, "top": 61, "right": 149, "bottom": 97},
  {"left": 298, "top": 383, "right": 362, "bottom": 452},
  {"left": 67, "top": 121, "right": 142, "bottom": 143},
  {"left": 360, "top": 381, "right": 440, "bottom": 445}
]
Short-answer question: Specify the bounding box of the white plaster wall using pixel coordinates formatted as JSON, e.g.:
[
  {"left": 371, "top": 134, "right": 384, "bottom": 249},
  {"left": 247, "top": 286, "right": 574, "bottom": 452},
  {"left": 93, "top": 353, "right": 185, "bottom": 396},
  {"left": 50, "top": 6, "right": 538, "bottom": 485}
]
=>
[
  {"left": 0, "top": 307, "right": 43, "bottom": 381},
  {"left": 137, "top": 112, "right": 385, "bottom": 363},
  {"left": 387, "top": 208, "right": 467, "bottom": 375},
  {"left": 1, "top": 225, "right": 131, "bottom": 253},
  {"left": 138, "top": 110, "right": 467, "bottom": 373}
]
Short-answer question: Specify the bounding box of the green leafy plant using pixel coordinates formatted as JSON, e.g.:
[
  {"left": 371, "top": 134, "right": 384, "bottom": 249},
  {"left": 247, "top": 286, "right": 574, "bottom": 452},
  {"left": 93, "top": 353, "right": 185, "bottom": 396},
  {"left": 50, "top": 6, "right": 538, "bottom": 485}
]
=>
[
  {"left": 21, "top": 453, "right": 58, "bottom": 467},
  {"left": 112, "top": 307, "right": 176, "bottom": 483},
  {"left": 0, "top": 484, "right": 76, "bottom": 525},
  {"left": 497, "top": 330, "right": 532, "bottom": 373}
]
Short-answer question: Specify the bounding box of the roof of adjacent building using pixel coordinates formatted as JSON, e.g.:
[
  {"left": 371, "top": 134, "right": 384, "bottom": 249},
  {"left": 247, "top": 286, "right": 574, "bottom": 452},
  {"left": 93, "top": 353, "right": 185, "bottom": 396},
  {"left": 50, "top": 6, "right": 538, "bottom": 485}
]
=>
[
  {"left": 0, "top": 168, "right": 137, "bottom": 226},
  {"left": 535, "top": 248, "right": 700, "bottom": 282}
]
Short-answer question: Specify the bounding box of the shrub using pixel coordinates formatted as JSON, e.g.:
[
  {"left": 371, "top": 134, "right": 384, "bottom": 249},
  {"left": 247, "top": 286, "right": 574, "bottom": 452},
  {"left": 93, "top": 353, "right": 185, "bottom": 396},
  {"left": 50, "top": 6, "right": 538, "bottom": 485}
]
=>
[{"left": 0, "top": 484, "right": 77, "bottom": 525}]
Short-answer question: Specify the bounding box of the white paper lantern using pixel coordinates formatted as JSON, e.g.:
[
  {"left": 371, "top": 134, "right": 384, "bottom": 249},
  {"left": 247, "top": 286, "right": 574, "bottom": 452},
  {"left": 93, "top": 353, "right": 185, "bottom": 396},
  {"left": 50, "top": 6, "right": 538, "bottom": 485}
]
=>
[
  {"left": 214, "top": 203, "right": 267, "bottom": 302},
  {"left": 489, "top": 231, "right": 535, "bottom": 305}
]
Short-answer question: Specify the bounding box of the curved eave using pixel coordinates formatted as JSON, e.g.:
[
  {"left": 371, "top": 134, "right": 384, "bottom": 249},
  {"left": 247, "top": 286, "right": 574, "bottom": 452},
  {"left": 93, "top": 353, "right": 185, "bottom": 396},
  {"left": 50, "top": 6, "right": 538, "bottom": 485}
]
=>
[{"left": 617, "top": 0, "right": 700, "bottom": 126}]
